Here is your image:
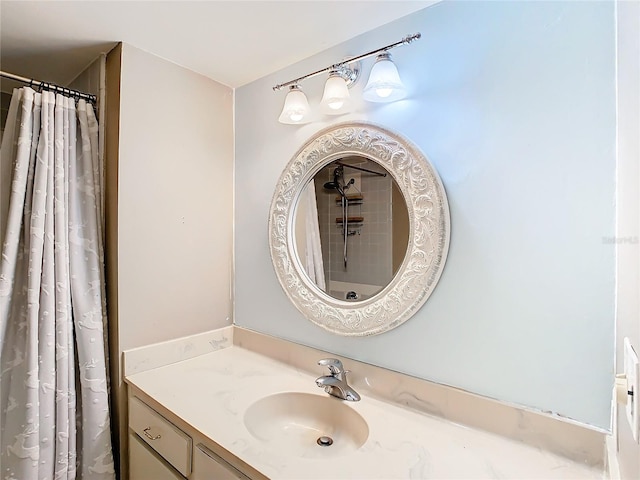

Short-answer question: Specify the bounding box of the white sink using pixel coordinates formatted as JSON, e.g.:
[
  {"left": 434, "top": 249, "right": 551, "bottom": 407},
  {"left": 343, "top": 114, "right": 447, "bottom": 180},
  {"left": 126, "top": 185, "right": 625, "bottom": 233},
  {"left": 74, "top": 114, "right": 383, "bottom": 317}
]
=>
[{"left": 243, "top": 392, "right": 369, "bottom": 458}]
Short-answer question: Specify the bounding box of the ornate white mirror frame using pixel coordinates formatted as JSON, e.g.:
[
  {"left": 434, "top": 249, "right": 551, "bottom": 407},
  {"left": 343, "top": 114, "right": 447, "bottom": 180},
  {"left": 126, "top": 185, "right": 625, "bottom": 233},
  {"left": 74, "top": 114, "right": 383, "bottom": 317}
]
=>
[{"left": 269, "top": 122, "right": 450, "bottom": 336}]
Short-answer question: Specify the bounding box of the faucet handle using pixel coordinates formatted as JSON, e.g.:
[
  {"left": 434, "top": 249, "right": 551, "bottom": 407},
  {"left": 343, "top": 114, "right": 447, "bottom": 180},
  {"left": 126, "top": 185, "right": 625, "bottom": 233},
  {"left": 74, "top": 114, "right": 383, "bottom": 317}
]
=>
[{"left": 318, "top": 358, "right": 344, "bottom": 374}]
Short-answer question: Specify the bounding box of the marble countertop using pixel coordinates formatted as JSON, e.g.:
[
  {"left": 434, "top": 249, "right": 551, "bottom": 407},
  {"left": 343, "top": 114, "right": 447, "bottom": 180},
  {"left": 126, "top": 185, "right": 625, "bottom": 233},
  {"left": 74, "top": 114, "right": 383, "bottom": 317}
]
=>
[{"left": 125, "top": 346, "right": 604, "bottom": 479}]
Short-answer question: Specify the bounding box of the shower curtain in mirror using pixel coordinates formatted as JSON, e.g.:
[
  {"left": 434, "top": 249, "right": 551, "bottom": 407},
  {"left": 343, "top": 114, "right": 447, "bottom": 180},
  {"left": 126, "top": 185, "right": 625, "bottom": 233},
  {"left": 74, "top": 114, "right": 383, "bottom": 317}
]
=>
[
  {"left": 302, "top": 180, "right": 326, "bottom": 291},
  {"left": 0, "top": 87, "right": 115, "bottom": 480}
]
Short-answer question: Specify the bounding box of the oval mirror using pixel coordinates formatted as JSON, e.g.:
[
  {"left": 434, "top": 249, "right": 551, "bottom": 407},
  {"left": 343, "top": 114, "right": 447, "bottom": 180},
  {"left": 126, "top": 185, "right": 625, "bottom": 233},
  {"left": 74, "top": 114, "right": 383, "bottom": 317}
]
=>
[
  {"left": 294, "top": 157, "right": 409, "bottom": 301},
  {"left": 269, "top": 122, "right": 450, "bottom": 336}
]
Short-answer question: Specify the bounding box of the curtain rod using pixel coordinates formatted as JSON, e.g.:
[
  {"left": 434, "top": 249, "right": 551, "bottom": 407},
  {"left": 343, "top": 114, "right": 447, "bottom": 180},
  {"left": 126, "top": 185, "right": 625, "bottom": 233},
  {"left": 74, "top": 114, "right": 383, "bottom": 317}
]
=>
[
  {"left": 334, "top": 161, "right": 386, "bottom": 177},
  {"left": 0, "top": 70, "right": 97, "bottom": 104}
]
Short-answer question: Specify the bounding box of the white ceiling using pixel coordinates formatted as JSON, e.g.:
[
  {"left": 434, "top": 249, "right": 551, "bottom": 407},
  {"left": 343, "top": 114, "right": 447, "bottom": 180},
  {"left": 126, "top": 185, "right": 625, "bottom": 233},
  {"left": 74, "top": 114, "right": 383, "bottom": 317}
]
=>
[{"left": 0, "top": 1, "right": 433, "bottom": 89}]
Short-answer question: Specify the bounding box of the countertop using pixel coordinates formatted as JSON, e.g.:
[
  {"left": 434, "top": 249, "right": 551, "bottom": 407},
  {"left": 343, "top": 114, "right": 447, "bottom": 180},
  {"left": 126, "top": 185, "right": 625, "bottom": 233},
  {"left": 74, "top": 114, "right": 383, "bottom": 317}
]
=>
[{"left": 125, "top": 346, "right": 604, "bottom": 479}]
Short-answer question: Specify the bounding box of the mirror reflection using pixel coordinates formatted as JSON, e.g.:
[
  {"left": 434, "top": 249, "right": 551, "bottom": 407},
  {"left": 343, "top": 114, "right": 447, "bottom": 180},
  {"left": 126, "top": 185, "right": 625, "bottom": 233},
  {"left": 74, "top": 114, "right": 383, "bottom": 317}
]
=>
[{"left": 295, "top": 156, "right": 409, "bottom": 301}]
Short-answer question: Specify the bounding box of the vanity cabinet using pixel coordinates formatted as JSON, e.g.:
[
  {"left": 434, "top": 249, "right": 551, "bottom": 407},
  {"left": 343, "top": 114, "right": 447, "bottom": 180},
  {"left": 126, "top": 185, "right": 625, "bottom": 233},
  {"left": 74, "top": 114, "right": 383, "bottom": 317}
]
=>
[
  {"left": 192, "top": 444, "right": 250, "bottom": 480},
  {"left": 129, "top": 396, "right": 192, "bottom": 477},
  {"left": 128, "top": 391, "right": 260, "bottom": 480},
  {"left": 129, "top": 433, "right": 183, "bottom": 480}
]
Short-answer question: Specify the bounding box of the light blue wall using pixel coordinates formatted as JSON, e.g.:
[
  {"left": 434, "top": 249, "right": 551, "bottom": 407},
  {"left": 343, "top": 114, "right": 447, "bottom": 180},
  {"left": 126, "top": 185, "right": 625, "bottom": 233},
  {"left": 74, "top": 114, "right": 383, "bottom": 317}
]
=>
[{"left": 234, "top": 1, "right": 615, "bottom": 429}]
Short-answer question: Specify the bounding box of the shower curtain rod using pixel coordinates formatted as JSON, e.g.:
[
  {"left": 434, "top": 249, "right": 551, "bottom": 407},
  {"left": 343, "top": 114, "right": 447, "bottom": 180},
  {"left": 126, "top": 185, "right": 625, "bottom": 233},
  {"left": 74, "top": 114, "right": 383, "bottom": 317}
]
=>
[
  {"left": 335, "top": 161, "right": 387, "bottom": 177},
  {"left": 0, "top": 70, "right": 97, "bottom": 104}
]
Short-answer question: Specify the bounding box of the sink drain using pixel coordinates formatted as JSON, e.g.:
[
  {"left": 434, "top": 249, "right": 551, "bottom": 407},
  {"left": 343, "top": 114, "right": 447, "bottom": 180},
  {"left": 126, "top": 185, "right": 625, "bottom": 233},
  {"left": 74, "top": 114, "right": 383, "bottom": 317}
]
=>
[{"left": 316, "top": 436, "right": 333, "bottom": 447}]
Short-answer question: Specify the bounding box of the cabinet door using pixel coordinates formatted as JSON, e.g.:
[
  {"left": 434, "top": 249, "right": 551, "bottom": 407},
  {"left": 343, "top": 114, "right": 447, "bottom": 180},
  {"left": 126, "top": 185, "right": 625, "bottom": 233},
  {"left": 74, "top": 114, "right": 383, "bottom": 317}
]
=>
[
  {"left": 191, "top": 444, "right": 250, "bottom": 480},
  {"left": 129, "top": 396, "right": 192, "bottom": 476},
  {"left": 130, "top": 434, "right": 184, "bottom": 480}
]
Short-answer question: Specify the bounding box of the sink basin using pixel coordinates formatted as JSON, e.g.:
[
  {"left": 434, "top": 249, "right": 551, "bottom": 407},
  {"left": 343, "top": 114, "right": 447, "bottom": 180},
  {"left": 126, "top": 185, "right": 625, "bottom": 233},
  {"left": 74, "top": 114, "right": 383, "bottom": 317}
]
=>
[{"left": 243, "top": 392, "right": 369, "bottom": 458}]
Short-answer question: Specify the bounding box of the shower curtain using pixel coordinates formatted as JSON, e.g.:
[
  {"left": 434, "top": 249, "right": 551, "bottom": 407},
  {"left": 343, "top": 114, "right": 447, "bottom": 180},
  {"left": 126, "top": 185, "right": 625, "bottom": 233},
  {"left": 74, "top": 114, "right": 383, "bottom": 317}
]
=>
[
  {"left": 0, "top": 87, "right": 115, "bottom": 479},
  {"left": 302, "top": 180, "right": 326, "bottom": 291}
]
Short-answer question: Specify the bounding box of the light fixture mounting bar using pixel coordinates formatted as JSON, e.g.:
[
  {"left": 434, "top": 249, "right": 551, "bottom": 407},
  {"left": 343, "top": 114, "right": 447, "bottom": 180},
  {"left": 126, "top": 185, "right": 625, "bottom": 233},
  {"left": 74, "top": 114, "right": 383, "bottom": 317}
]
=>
[{"left": 272, "top": 33, "right": 421, "bottom": 91}]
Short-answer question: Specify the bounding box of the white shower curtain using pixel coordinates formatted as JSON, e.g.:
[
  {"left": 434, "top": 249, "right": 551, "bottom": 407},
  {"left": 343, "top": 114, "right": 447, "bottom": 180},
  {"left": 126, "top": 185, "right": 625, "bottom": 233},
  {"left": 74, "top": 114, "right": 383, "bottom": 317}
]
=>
[
  {"left": 302, "top": 180, "right": 326, "bottom": 291},
  {"left": 0, "top": 87, "right": 115, "bottom": 480}
]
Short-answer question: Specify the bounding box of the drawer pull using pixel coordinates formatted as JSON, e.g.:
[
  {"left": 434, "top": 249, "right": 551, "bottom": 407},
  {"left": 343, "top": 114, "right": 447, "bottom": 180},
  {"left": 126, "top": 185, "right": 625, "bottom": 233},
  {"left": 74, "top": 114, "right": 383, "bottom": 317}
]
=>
[{"left": 143, "top": 427, "right": 161, "bottom": 440}]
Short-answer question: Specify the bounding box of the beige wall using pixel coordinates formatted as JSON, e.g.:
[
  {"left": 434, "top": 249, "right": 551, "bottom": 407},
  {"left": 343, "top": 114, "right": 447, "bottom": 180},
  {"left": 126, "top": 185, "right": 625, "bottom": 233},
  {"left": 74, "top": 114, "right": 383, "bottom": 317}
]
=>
[
  {"left": 105, "top": 43, "right": 123, "bottom": 477},
  {"left": 106, "top": 42, "right": 234, "bottom": 477},
  {"left": 117, "top": 43, "right": 233, "bottom": 351},
  {"left": 615, "top": 1, "right": 640, "bottom": 478}
]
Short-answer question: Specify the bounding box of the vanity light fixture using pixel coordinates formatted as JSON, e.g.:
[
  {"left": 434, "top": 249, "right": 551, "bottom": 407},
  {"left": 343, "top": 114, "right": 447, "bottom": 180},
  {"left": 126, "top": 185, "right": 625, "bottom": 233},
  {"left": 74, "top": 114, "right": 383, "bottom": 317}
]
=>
[
  {"left": 362, "top": 52, "right": 406, "bottom": 102},
  {"left": 320, "top": 71, "right": 353, "bottom": 114},
  {"left": 278, "top": 85, "right": 311, "bottom": 124},
  {"left": 274, "top": 33, "right": 421, "bottom": 124}
]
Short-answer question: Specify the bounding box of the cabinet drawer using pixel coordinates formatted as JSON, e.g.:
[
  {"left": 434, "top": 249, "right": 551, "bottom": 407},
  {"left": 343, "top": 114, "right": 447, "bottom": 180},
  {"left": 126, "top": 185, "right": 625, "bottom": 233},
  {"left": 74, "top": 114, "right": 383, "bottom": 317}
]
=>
[
  {"left": 129, "top": 396, "right": 192, "bottom": 477},
  {"left": 192, "top": 444, "right": 250, "bottom": 480},
  {"left": 129, "top": 434, "right": 184, "bottom": 480}
]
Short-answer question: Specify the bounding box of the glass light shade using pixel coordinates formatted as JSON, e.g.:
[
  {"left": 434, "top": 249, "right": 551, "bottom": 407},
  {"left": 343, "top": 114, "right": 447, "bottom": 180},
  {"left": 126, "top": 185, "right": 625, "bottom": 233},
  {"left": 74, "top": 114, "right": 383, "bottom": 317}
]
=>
[
  {"left": 363, "top": 53, "right": 407, "bottom": 103},
  {"left": 278, "top": 85, "right": 311, "bottom": 124},
  {"left": 320, "top": 74, "right": 352, "bottom": 115}
]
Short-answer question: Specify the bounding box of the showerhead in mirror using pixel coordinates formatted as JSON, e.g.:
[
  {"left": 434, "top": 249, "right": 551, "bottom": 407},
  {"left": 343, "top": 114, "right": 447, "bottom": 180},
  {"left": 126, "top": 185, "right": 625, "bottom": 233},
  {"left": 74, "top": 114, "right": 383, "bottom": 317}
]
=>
[
  {"left": 323, "top": 165, "right": 354, "bottom": 197},
  {"left": 324, "top": 165, "right": 345, "bottom": 195}
]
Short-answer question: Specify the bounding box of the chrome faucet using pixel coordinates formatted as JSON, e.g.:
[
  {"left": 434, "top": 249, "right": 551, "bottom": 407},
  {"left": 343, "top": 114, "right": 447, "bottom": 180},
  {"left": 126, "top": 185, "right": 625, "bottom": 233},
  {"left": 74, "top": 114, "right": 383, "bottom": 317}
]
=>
[{"left": 315, "top": 358, "right": 361, "bottom": 402}]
